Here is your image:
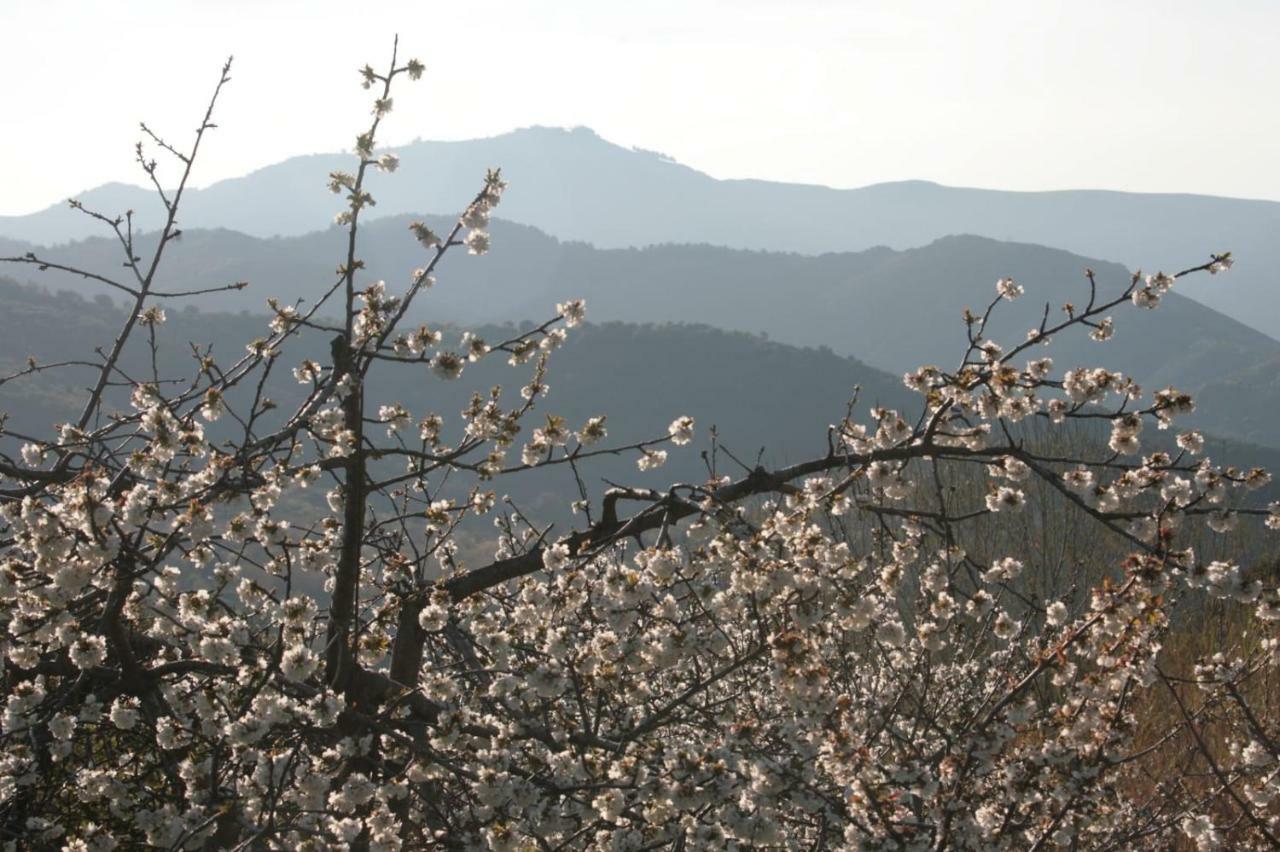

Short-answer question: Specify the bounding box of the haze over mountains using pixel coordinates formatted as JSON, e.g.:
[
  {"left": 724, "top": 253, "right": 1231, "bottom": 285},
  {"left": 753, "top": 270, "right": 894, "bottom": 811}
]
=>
[
  {"left": 2, "top": 126, "right": 1277, "bottom": 337},
  {"left": 3, "top": 218, "right": 1278, "bottom": 450},
  {"left": 2, "top": 126, "right": 1277, "bottom": 455}
]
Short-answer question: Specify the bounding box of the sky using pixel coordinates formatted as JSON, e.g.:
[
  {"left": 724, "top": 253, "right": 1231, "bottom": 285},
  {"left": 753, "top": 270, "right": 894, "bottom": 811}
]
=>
[{"left": 2, "top": 0, "right": 1278, "bottom": 215}]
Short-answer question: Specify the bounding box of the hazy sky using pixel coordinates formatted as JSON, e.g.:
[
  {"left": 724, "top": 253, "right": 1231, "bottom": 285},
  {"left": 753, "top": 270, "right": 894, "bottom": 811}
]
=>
[{"left": 3, "top": 0, "right": 1278, "bottom": 215}]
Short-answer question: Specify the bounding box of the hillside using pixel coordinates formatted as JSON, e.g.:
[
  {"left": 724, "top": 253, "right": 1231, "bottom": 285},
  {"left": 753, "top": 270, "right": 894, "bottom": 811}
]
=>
[
  {"left": 3, "top": 221, "right": 1276, "bottom": 448},
  {"left": 3, "top": 277, "right": 1276, "bottom": 519},
  {"left": 2, "top": 126, "right": 1277, "bottom": 337},
  {"left": 0, "top": 278, "right": 912, "bottom": 499}
]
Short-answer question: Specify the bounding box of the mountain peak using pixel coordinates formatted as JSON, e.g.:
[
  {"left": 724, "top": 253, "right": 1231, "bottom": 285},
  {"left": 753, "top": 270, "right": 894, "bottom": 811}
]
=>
[{"left": 3, "top": 130, "right": 1280, "bottom": 339}]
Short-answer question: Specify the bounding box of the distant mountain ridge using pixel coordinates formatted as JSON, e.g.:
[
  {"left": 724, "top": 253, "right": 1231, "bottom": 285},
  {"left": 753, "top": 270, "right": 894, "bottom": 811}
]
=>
[
  {"left": 0, "top": 276, "right": 915, "bottom": 497},
  {"left": 2, "top": 126, "right": 1277, "bottom": 336},
  {"left": 3, "top": 219, "right": 1276, "bottom": 448},
  {"left": 3, "top": 275, "right": 1277, "bottom": 521}
]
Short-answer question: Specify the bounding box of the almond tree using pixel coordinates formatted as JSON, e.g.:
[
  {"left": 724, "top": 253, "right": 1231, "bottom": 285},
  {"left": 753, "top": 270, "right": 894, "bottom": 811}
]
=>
[{"left": 1, "top": 42, "right": 1278, "bottom": 851}]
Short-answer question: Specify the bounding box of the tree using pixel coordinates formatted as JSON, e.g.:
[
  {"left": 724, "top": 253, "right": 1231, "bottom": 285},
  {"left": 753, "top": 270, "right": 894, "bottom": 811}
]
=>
[{"left": 2, "top": 42, "right": 1279, "bottom": 851}]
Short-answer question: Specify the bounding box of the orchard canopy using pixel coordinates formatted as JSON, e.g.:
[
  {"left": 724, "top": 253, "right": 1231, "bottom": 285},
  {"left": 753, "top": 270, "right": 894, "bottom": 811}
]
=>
[{"left": 1, "top": 44, "right": 1279, "bottom": 851}]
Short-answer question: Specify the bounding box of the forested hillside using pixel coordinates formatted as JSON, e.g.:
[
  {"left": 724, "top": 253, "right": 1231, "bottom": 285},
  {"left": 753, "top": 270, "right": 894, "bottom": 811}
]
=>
[
  {"left": 5, "top": 221, "right": 1277, "bottom": 447},
  {"left": 5, "top": 126, "right": 1277, "bottom": 336}
]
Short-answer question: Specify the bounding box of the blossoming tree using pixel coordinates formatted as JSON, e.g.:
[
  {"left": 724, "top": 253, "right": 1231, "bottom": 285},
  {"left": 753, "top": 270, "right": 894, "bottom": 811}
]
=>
[{"left": 2, "top": 43, "right": 1279, "bottom": 851}]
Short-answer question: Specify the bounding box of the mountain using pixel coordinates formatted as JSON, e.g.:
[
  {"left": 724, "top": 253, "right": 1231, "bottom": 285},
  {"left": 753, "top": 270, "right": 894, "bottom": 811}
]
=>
[
  {"left": 3, "top": 277, "right": 1277, "bottom": 525},
  {"left": 0, "top": 276, "right": 912, "bottom": 497},
  {"left": 2, "top": 127, "right": 1277, "bottom": 336},
  {"left": 3, "top": 219, "right": 1276, "bottom": 447}
]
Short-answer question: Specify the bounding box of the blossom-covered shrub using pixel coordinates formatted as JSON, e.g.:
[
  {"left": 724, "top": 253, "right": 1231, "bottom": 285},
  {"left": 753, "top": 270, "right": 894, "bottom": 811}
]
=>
[{"left": 1, "top": 43, "right": 1278, "bottom": 851}]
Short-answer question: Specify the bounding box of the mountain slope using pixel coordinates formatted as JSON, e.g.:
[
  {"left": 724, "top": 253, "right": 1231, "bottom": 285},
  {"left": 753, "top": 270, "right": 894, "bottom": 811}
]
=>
[
  {"left": 3, "top": 277, "right": 1276, "bottom": 514},
  {"left": 5, "top": 221, "right": 1276, "bottom": 447},
  {"left": 0, "top": 277, "right": 911, "bottom": 492},
  {"left": 2, "top": 127, "right": 1277, "bottom": 336}
]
